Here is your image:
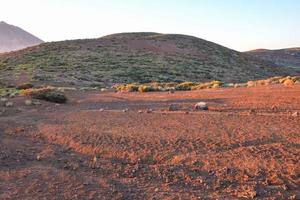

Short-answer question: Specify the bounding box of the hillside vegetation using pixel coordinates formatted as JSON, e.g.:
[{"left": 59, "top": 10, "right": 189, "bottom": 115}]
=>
[
  {"left": 0, "top": 32, "right": 295, "bottom": 87},
  {"left": 246, "top": 48, "right": 300, "bottom": 72}
]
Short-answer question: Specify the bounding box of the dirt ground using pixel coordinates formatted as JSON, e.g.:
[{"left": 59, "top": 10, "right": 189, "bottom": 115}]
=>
[{"left": 0, "top": 85, "right": 299, "bottom": 199}]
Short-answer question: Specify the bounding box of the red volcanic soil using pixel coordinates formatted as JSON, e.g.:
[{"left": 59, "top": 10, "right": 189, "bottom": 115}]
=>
[{"left": 0, "top": 85, "right": 299, "bottom": 199}]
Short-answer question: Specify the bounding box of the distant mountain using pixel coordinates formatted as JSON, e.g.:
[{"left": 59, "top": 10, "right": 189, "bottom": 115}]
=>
[
  {"left": 246, "top": 48, "right": 300, "bottom": 72},
  {"left": 0, "top": 32, "right": 296, "bottom": 87},
  {"left": 0, "top": 21, "right": 43, "bottom": 53}
]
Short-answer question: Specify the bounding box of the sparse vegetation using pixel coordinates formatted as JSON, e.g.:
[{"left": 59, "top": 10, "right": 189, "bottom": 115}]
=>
[
  {"left": 0, "top": 33, "right": 295, "bottom": 87},
  {"left": 19, "top": 86, "right": 67, "bottom": 103},
  {"left": 31, "top": 91, "right": 67, "bottom": 103},
  {"left": 113, "top": 76, "right": 299, "bottom": 93},
  {"left": 16, "top": 83, "right": 34, "bottom": 90},
  {"left": 0, "top": 87, "right": 20, "bottom": 97},
  {"left": 175, "top": 82, "right": 198, "bottom": 91},
  {"left": 247, "top": 76, "right": 299, "bottom": 87}
]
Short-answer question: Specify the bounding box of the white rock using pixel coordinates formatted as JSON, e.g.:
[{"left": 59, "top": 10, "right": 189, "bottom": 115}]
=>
[
  {"left": 25, "top": 99, "right": 33, "bottom": 106},
  {"left": 194, "top": 102, "right": 208, "bottom": 110},
  {"left": 0, "top": 98, "right": 8, "bottom": 102},
  {"left": 292, "top": 112, "right": 298, "bottom": 117},
  {"left": 5, "top": 102, "right": 13, "bottom": 107}
]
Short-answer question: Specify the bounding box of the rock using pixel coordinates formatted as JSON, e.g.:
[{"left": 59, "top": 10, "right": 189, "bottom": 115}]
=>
[
  {"left": 99, "top": 108, "right": 104, "bottom": 112},
  {"left": 123, "top": 108, "right": 129, "bottom": 112},
  {"left": 100, "top": 88, "right": 107, "bottom": 92},
  {"left": 168, "top": 103, "right": 181, "bottom": 111},
  {"left": 33, "top": 101, "right": 41, "bottom": 105},
  {"left": 194, "top": 102, "right": 208, "bottom": 110},
  {"left": 146, "top": 108, "right": 153, "bottom": 113},
  {"left": 5, "top": 102, "right": 13, "bottom": 107},
  {"left": 271, "top": 105, "right": 277, "bottom": 110},
  {"left": 168, "top": 89, "right": 175, "bottom": 94},
  {"left": 248, "top": 109, "right": 255, "bottom": 115},
  {"left": 25, "top": 99, "right": 33, "bottom": 106},
  {"left": 292, "top": 112, "right": 298, "bottom": 117},
  {"left": 0, "top": 98, "right": 8, "bottom": 102}
]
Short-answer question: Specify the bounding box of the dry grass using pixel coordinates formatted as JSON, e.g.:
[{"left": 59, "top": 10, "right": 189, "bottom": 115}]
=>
[{"left": 113, "top": 76, "right": 300, "bottom": 93}]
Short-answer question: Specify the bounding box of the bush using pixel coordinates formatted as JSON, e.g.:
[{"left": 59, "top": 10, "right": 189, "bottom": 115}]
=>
[
  {"left": 247, "top": 76, "right": 299, "bottom": 87},
  {"left": 19, "top": 87, "right": 67, "bottom": 103},
  {"left": 31, "top": 91, "right": 67, "bottom": 103},
  {"left": 19, "top": 87, "right": 54, "bottom": 96},
  {"left": 115, "top": 84, "right": 139, "bottom": 92},
  {"left": 191, "top": 81, "right": 223, "bottom": 90},
  {"left": 16, "top": 83, "right": 34, "bottom": 90},
  {"left": 0, "top": 88, "right": 20, "bottom": 97},
  {"left": 138, "top": 85, "right": 155, "bottom": 92},
  {"left": 175, "top": 82, "right": 198, "bottom": 91}
]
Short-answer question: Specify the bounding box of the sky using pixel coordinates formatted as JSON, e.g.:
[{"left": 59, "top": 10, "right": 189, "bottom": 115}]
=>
[{"left": 0, "top": 0, "right": 299, "bottom": 51}]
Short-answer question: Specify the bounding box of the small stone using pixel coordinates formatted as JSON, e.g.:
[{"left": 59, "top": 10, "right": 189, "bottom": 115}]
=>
[
  {"left": 168, "top": 89, "right": 175, "bottom": 94},
  {"left": 146, "top": 109, "right": 153, "bottom": 113},
  {"left": 292, "top": 112, "right": 298, "bottom": 117},
  {"left": 5, "top": 102, "right": 13, "bottom": 107},
  {"left": 36, "top": 155, "right": 41, "bottom": 161},
  {"left": 123, "top": 108, "right": 129, "bottom": 112},
  {"left": 99, "top": 108, "right": 104, "bottom": 112},
  {"left": 194, "top": 102, "right": 208, "bottom": 110},
  {"left": 271, "top": 105, "right": 277, "bottom": 110},
  {"left": 92, "top": 156, "right": 97, "bottom": 162},
  {"left": 248, "top": 109, "right": 255, "bottom": 115},
  {"left": 33, "top": 101, "right": 41, "bottom": 105},
  {"left": 0, "top": 98, "right": 8, "bottom": 102},
  {"left": 25, "top": 99, "right": 33, "bottom": 106},
  {"left": 138, "top": 110, "right": 143, "bottom": 113}
]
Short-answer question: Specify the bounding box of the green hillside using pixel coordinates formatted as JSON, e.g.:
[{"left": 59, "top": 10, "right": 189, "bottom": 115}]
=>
[{"left": 0, "top": 32, "right": 295, "bottom": 87}]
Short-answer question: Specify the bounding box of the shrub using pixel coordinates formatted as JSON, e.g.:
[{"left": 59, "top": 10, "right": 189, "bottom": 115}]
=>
[
  {"left": 16, "top": 83, "right": 34, "bottom": 90},
  {"left": 138, "top": 85, "right": 155, "bottom": 92},
  {"left": 19, "top": 87, "right": 67, "bottom": 103},
  {"left": 31, "top": 91, "right": 67, "bottom": 103},
  {"left": 164, "top": 82, "right": 177, "bottom": 88},
  {"left": 0, "top": 88, "right": 20, "bottom": 97},
  {"left": 175, "top": 82, "right": 198, "bottom": 91},
  {"left": 115, "top": 84, "right": 139, "bottom": 92},
  {"left": 191, "top": 81, "right": 223, "bottom": 90},
  {"left": 19, "top": 87, "right": 54, "bottom": 96}
]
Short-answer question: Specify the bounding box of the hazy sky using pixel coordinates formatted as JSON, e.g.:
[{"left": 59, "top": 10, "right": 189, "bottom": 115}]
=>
[{"left": 0, "top": 0, "right": 299, "bottom": 51}]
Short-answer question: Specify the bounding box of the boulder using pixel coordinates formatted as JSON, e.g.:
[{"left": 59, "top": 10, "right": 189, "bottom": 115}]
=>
[{"left": 194, "top": 102, "right": 208, "bottom": 110}]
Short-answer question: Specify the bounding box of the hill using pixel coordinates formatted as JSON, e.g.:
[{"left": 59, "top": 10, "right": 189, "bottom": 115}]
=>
[
  {"left": 246, "top": 48, "right": 300, "bottom": 72},
  {"left": 0, "top": 21, "right": 43, "bottom": 53},
  {"left": 0, "top": 32, "right": 296, "bottom": 87}
]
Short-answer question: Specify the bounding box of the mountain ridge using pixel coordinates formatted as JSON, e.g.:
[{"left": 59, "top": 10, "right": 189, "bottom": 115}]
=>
[
  {"left": 246, "top": 47, "right": 300, "bottom": 71},
  {"left": 0, "top": 21, "right": 43, "bottom": 53}
]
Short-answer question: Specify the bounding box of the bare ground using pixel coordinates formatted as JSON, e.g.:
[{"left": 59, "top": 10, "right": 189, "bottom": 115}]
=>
[{"left": 0, "top": 85, "right": 299, "bottom": 199}]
